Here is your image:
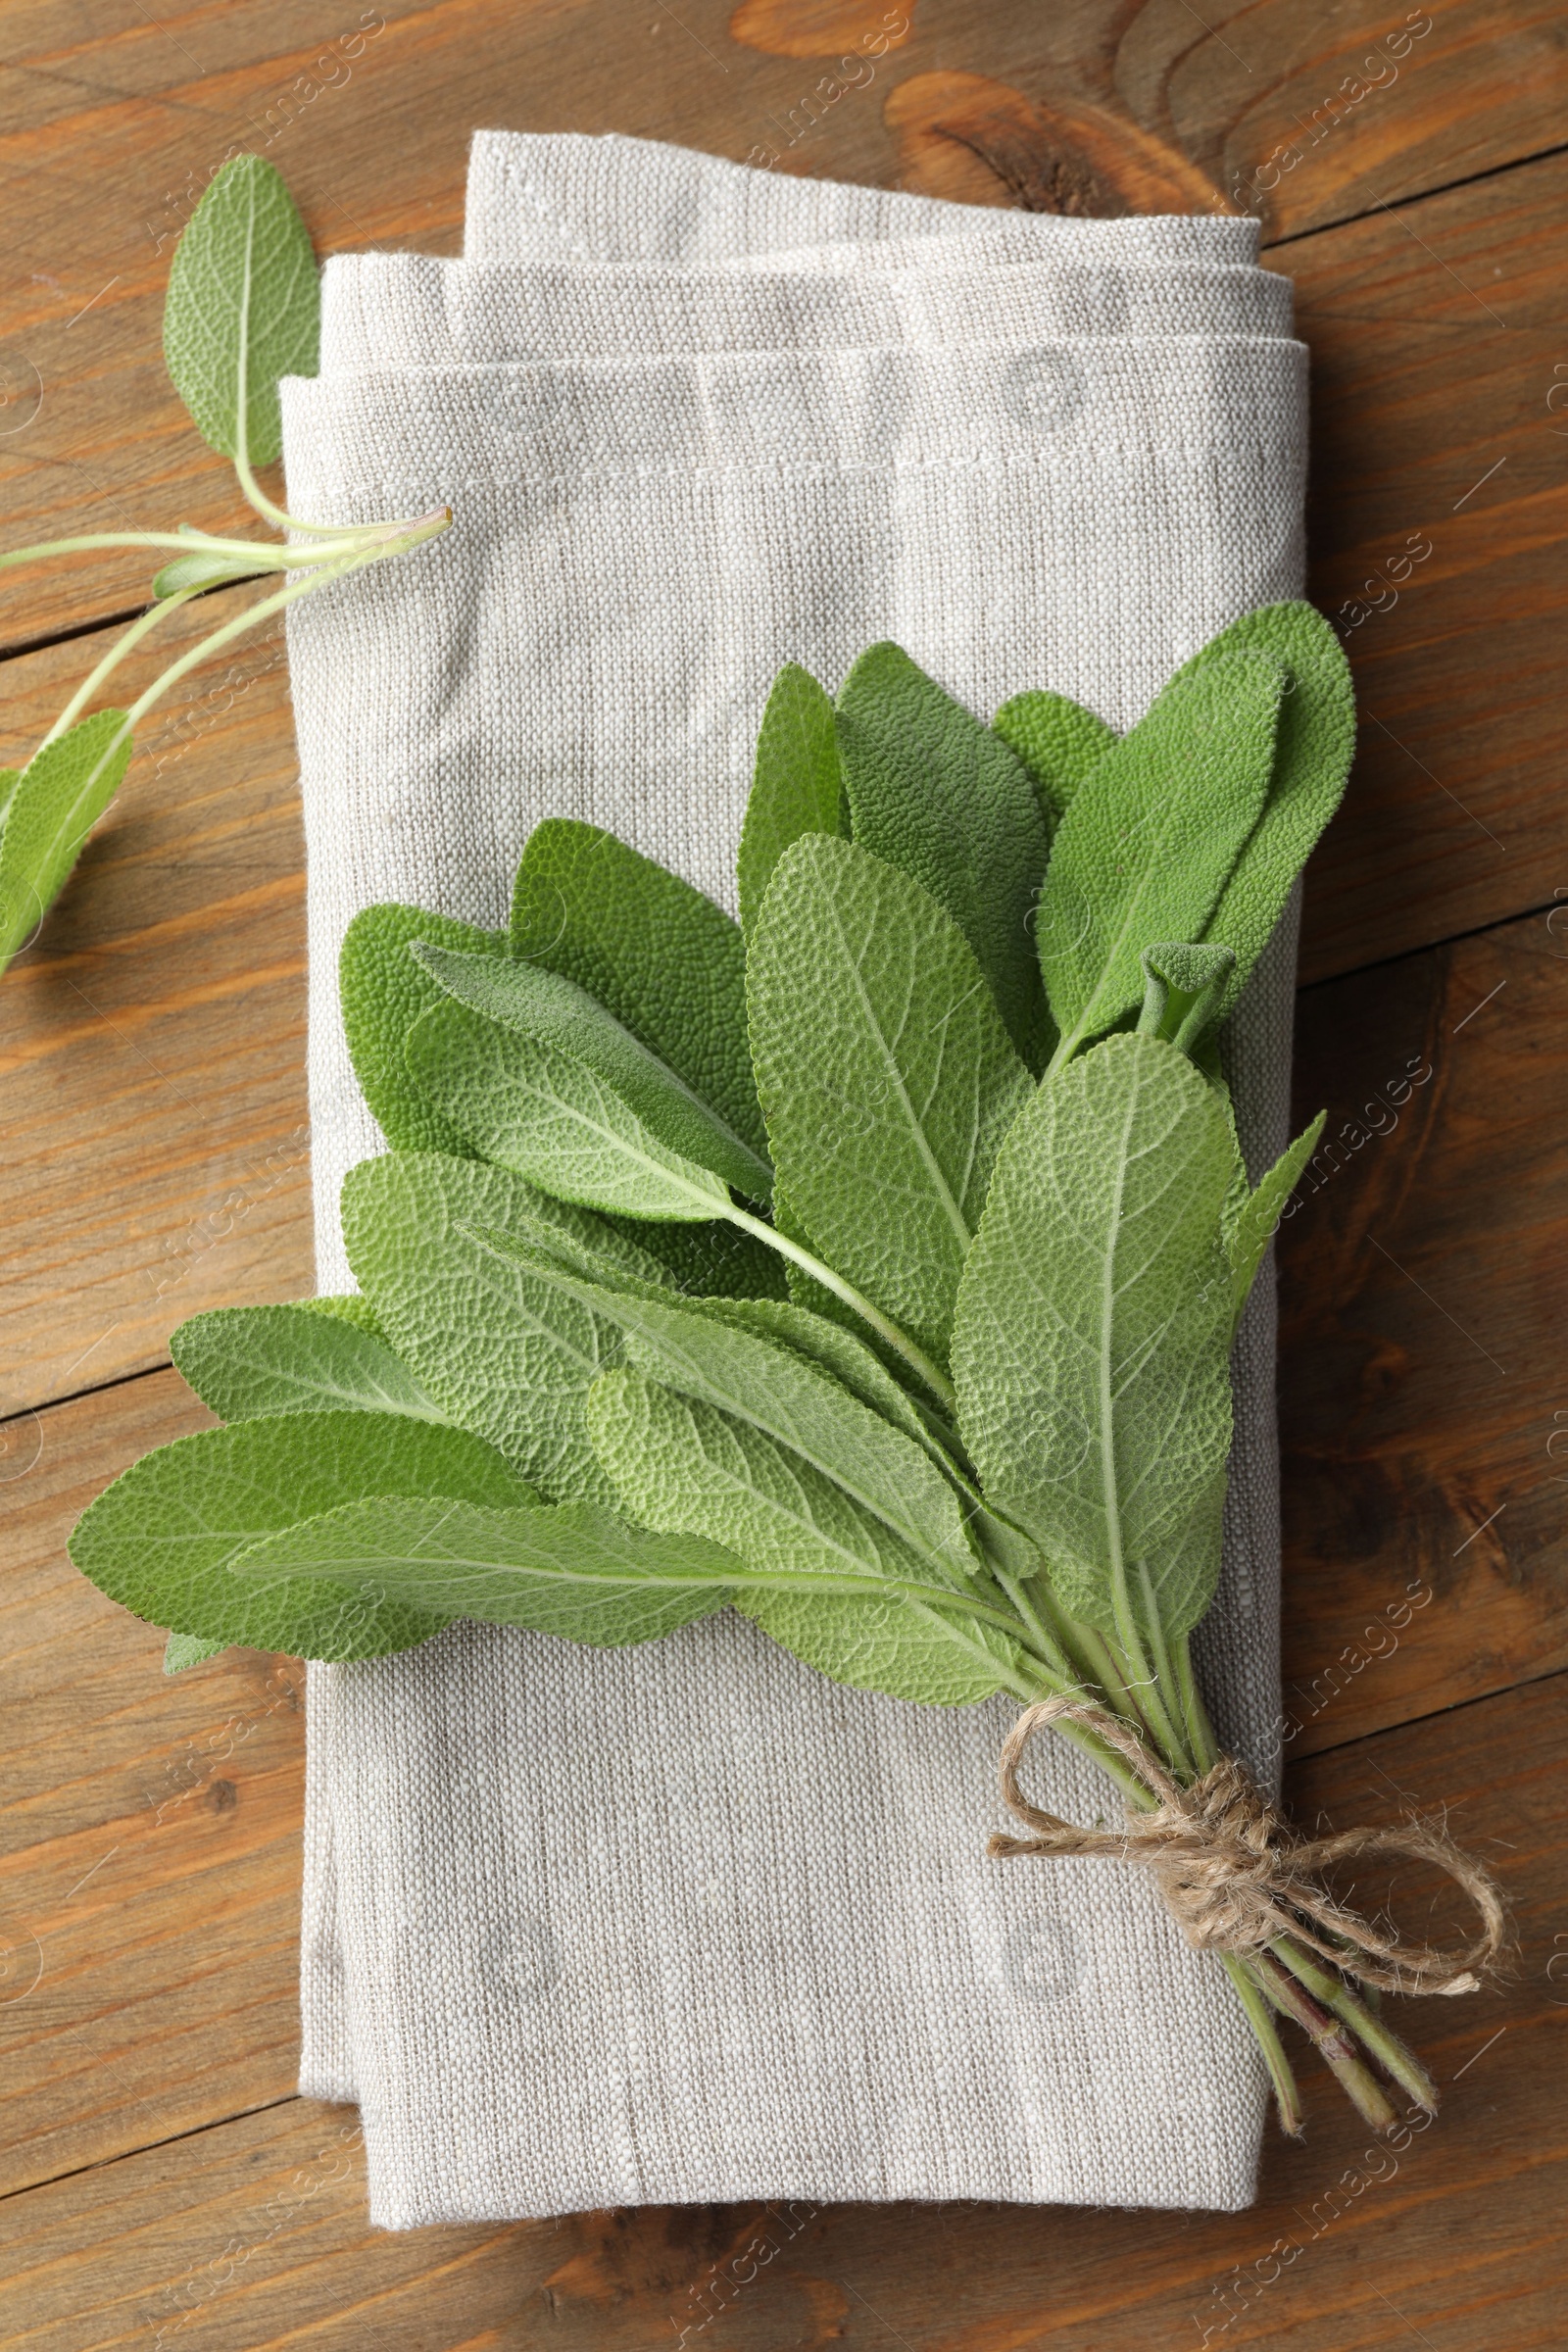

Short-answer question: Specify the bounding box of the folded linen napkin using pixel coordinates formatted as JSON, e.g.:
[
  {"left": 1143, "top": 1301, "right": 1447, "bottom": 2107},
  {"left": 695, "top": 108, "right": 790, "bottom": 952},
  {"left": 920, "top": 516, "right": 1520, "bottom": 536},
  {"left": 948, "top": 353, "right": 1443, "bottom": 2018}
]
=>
[
  {"left": 464, "top": 127, "right": 1261, "bottom": 265},
  {"left": 317, "top": 252, "right": 1293, "bottom": 372},
  {"left": 285, "top": 140, "right": 1306, "bottom": 2228}
]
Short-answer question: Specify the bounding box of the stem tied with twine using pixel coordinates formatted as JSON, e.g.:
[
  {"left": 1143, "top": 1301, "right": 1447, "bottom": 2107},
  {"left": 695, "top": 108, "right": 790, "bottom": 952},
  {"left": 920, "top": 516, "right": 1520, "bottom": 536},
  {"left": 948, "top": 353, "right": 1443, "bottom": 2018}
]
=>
[{"left": 992, "top": 1696, "right": 1509, "bottom": 2132}]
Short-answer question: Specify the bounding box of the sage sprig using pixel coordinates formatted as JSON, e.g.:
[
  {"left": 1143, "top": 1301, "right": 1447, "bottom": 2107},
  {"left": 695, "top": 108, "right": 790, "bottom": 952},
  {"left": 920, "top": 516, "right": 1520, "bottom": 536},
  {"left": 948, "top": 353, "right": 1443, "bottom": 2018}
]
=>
[
  {"left": 73, "top": 605, "right": 1500, "bottom": 2139},
  {"left": 0, "top": 156, "right": 449, "bottom": 976}
]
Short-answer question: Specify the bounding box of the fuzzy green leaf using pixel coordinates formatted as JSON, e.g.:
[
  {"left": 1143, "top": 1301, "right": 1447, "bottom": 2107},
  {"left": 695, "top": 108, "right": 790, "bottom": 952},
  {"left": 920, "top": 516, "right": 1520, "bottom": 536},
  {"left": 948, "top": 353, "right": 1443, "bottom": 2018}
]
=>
[
  {"left": 512, "top": 818, "right": 765, "bottom": 1157},
  {"left": 609, "top": 1213, "right": 788, "bottom": 1301},
  {"left": 339, "top": 903, "right": 513, "bottom": 1156},
  {"left": 950, "top": 1033, "right": 1240, "bottom": 1645},
  {"left": 465, "top": 1226, "right": 978, "bottom": 1581},
  {"left": 70, "top": 1409, "right": 532, "bottom": 1660},
  {"left": 406, "top": 998, "right": 736, "bottom": 1223},
  {"left": 747, "top": 834, "right": 1033, "bottom": 1369},
  {"left": 834, "top": 643, "right": 1052, "bottom": 1063},
  {"left": 1227, "top": 1111, "right": 1325, "bottom": 1324},
  {"left": 0, "top": 710, "right": 133, "bottom": 974},
  {"left": 163, "top": 153, "right": 320, "bottom": 465},
  {"left": 171, "top": 1302, "right": 449, "bottom": 1426},
  {"left": 587, "top": 1369, "right": 1025, "bottom": 1706},
  {"left": 737, "top": 662, "right": 846, "bottom": 940},
  {"left": 152, "top": 551, "right": 268, "bottom": 598},
  {"left": 340, "top": 1151, "right": 666, "bottom": 1501},
  {"left": 164, "top": 1632, "right": 224, "bottom": 1674},
  {"left": 413, "top": 940, "right": 773, "bottom": 1200},
  {"left": 228, "top": 1495, "right": 741, "bottom": 1648},
  {"left": 991, "top": 688, "right": 1118, "bottom": 825},
  {"left": 1038, "top": 652, "right": 1283, "bottom": 1065},
  {"left": 1175, "top": 603, "right": 1357, "bottom": 1020}
]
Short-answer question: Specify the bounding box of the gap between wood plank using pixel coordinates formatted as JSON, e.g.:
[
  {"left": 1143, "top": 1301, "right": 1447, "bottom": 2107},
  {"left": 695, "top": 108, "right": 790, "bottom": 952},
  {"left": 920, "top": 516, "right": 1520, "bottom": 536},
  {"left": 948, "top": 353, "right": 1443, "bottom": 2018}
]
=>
[
  {"left": 1262, "top": 132, "right": 1568, "bottom": 250},
  {"left": 0, "top": 2092, "right": 304, "bottom": 2212}
]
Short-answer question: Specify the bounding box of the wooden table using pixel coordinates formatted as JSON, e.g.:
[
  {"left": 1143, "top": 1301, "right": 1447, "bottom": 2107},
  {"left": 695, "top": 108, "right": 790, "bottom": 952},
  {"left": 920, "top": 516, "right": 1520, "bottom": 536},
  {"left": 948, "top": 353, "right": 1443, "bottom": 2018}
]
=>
[{"left": 2, "top": 4, "right": 1564, "bottom": 2344}]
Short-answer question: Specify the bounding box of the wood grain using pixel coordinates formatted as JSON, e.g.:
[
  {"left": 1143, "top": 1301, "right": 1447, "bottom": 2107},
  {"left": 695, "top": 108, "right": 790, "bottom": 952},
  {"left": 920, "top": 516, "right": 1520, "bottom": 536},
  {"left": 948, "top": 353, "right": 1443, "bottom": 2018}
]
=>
[
  {"left": 0, "top": 606, "right": 311, "bottom": 1418},
  {"left": 1, "top": 0, "right": 1563, "bottom": 642},
  {"left": 1280, "top": 902, "right": 1568, "bottom": 1751},
  {"left": 1, "top": 1669, "right": 1559, "bottom": 2349},
  {"left": 1295, "top": 149, "right": 1568, "bottom": 982},
  {"left": 0, "top": 1370, "right": 306, "bottom": 2202}
]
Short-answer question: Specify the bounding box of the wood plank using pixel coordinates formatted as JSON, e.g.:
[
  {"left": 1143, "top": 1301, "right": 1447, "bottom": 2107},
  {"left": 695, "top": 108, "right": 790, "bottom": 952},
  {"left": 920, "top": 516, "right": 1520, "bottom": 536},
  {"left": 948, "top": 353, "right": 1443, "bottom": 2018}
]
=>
[
  {"left": 1293, "top": 150, "right": 1568, "bottom": 982},
  {"left": 0, "top": 611, "right": 311, "bottom": 1418},
  {"left": 2, "top": 1669, "right": 1559, "bottom": 2350},
  {"left": 1280, "top": 901, "right": 1568, "bottom": 1751},
  {"left": 0, "top": 1371, "right": 304, "bottom": 2202},
  {"left": 0, "top": 1, "right": 1561, "bottom": 643}
]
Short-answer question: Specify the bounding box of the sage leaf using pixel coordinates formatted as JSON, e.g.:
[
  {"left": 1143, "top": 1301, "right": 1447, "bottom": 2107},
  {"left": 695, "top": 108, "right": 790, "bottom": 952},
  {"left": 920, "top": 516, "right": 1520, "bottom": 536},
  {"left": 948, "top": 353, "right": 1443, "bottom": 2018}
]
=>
[
  {"left": 69, "top": 1409, "right": 531, "bottom": 1660},
  {"left": 171, "top": 1302, "right": 449, "bottom": 1426},
  {"left": 991, "top": 688, "right": 1117, "bottom": 825},
  {"left": 414, "top": 939, "right": 773, "bottom": 1200},
  {"left": 228, "top": 1495, "right": 741, "bottom": 1648},
  {"left": 340, "top": 1151, "right": 663, "bottom": 1500},
  {"left": 164, "top": 1632, "right": 223, "bottom": 1674},
  {"left": 152, "top": 550, "right": 268, "bottom": 597},
  {"left": 1039, "top": 651, "right": 1284, "bottom": 1066},
  {"left": 465, "top": 1226, "right": 978, "bottom": 1581},
  {"left": 834, "top": 642, "right": 1051, "bottom": 1062},
  {"left": 0, "top": 769, "right": 20, "bottom": 831},
  {"left": 950, "top": 1032, "right": 1239, "bottom": 1645},
  {"left": 737, "top": 662, "right": 846, "bottom": 939},
  {"left": 1174, "top": 603, "right": 1357, "bottom": 1021},
  {"left": 512, "top": 818, "right": 765, "bottom": 1158},
  {"left": 588, "top": 1369, "right": 1026, "bottom": 1706},
  {"left": 0, "top": 710, "right": 133, "bottom": 974},
  {"left": 611, "top": 1213, "right": 787, "bottom": 1301},
  {"left": 406, "top": 998, "right": 735, "bottom": 1223},
  {"left": 1227, "top": 1111, "right": 1325, "bottom": 1324},
  {"left": 163, "top": 153, "right": 320, "bottom": 466},
  {"left": 747, "top": 835, "right": 1033, "bottom": 1369},
  {"left": 339, "top": 902, "right": 512, "bottom": 1157}
]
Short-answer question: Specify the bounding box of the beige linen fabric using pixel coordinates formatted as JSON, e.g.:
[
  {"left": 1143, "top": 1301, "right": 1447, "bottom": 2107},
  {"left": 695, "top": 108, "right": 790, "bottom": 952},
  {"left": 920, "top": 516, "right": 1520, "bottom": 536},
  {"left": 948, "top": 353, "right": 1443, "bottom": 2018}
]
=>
[
  {"left": 284, "top": 137, "right": 1305, "bottom": 2229},
  {"left": 317, "top": 251, "right": 1292, "bottom": 371}
]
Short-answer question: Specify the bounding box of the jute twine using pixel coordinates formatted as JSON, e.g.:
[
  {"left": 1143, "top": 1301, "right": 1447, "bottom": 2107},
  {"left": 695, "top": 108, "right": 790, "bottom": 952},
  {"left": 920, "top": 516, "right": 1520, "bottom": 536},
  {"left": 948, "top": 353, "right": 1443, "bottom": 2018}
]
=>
[{"left": 991, "top": 1695, "right": 1507, "bottom": 1996}]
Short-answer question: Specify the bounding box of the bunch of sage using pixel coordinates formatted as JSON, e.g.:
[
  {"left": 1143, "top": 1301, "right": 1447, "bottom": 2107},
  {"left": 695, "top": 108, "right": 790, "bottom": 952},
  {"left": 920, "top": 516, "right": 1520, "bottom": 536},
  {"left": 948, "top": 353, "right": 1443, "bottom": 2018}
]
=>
[
  {"left": 0, "top": 155, "right": 445, "bottom": 975},
  {"left": 72, "top": 608, "right": 1505, "bottom": 2133}
]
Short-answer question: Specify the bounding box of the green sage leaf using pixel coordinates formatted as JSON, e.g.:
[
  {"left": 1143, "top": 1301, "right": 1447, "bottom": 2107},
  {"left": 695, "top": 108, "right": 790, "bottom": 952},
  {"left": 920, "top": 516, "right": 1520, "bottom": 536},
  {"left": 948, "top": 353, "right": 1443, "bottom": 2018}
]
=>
[
  {"left": 465, "top": 1226, "right": 978, "bottom": 1580},
  {"left": 950, "top": 1032, "right": 1239, "bottom": 1645},
  {"left": 163, "top": 153, "right": 320, "bottom": 465},
  {"left": 228, "top": 1495, "right": 741, "bottom": 1648},
  {"left": 171, "top": 1302, "right": 449, "bottom": 1426},
  {"left": 737, "top": 662, "right": 846, "bottom": 940},
  {"left": 1039, "top": 653, "right": 1284, "bottom": 1066},
  {"left": 0, "top": 710, "right": 133, "bottom": 974},
  {"left": 747, "top": 834, "right": 1033, "bottom": 1369},
  {"left": 588, "top": 1368, "right": 1025, "bottom": 1706},
  {"left": 339, "top": 902, "right": 512, "bottom": 1157},
  {"left": 1174, "top": 602, "right": 1357, "bottom": 1020},
  {"left": 164, "top": 1632, "right": 224, "bottom": 1674},
  {"left": 152, "top": 551, "right": 269, "bottom": 598},
  {"left": 70, "top": 1409, "right": 531, "bottom": 1660},
  {"left": 340, "top": 1151, "right": 663, "bottom": 1501},
  {"left": 1227, "top": 1110, "right": 1325, "bottom": 1324},
  {"left": 406, "top": 997, "right": 736, "bottom": 1223},
  {"left": 991, "top": 688, "right": 1117, "bottom": 826},
  {"left": 512, "top": 818, "right": 765, "bottom": 1158},
  {"left": 834, "top": 642, "right": 1051, "bottom": 1062},
  {"left": 413, "top": 939, "right": 773, "bottom": 1200}
]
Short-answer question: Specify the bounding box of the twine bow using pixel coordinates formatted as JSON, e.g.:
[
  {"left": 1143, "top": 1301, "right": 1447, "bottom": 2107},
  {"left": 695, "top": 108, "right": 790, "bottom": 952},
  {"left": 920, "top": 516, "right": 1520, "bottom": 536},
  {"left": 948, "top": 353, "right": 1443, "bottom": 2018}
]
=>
[{"left": 991, "top": 1696, "right": 1507, "bottom": 1996}]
